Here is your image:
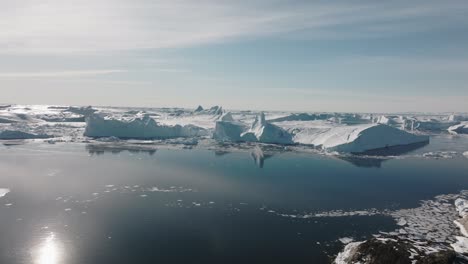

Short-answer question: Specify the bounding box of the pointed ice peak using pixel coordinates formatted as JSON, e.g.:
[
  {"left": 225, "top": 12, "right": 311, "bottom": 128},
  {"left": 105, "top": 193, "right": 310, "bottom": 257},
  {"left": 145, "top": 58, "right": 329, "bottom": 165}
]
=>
[
  {"left": 220, "top": 112, "right": 234, "bottom": 122},
  {"left": 251, "top": 112, "right": 266, "bottom": 129},
  {"left": 194, "top": 105, "right": 204, "bottom": 112}
]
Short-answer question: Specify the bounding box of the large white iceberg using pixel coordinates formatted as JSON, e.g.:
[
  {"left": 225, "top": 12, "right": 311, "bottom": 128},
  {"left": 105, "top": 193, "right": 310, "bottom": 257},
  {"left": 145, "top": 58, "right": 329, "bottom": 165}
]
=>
[
  {"left": 84, "top": 113, "right": 207, "bottom": 139},
  {"left": 292, "top": 123, "right": 429, "bottom": 153},
  {"left": 213, "top": 113, "right": 293, "bottom": 144},
  {"left": 448, "top": 122, "right": 468, "bottom": 134}
]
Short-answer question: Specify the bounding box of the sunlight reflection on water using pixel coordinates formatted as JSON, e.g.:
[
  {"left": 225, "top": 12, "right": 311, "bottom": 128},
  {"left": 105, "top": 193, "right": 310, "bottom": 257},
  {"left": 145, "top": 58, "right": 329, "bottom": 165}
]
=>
[{"left": 34, "top": 233, "right": 62, "bottom": 264}]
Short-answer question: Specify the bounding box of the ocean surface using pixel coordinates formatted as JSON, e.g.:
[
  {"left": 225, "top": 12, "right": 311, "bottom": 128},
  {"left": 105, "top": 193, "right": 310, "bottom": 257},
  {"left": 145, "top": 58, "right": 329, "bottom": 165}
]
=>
[{"left": 0, "top": 135, "right": 467, "bottom": 264}]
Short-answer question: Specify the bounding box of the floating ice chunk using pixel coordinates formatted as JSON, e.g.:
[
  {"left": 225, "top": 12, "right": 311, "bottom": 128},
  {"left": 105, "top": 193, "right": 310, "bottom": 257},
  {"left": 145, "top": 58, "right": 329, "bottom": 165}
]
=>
[
  {"left": 0, "top": 188, "right": 10, "bottom": 198},
  {"left": 464, "top": 152, "right": 468, "bottom": 158},
  {"left": 448, "top": 122, "right": 468, "bottom": 134},
  {"left": 396, "top": 218, "right": 407, "bottom": 226},
  {"left": 423, "top": 151, "right": 457, "bottom": 159},
  {"left": 84, "top": 113, "right": 207, "bottom": 139},
  {"left": 339, "top": 237, "right": 354, "bottom": 244}
]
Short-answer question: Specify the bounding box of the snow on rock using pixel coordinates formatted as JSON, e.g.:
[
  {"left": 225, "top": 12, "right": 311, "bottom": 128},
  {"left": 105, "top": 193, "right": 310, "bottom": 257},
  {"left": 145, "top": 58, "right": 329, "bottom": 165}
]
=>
[
  {"left": 84, "top": 113, "right": 207, "bottom": 139},
  {"left": 293, "top": 123, "right": 428, "bottom": 153},
  {"left": 214, "top": 113, "right": 293, "bottom": 144},
  {"left": 451, "top": 236, "right": 468, "bottom": 254},
  {"left": 448, "top": 122, "right": 468, "bottom": 134},
  {"left": 334, "top": 241, "right": 363, "bottom": 264},
  {"left": 0, "top": 130, "right": 52, "bottom": 140},
  {"left": 454, "top": 198, "right": 468, "bottom": 238}
]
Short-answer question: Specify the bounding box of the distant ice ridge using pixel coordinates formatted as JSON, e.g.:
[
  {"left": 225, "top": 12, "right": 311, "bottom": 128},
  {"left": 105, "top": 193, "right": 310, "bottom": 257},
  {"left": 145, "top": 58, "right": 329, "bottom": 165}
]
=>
[
  {"left": 84, "top": 113, "right": 208, "bottom": 139},
  {"left": 0, "top": 130, "right": 52, "bottom": 140},
  {"left": 448, "top": 122, "right": 468, "bottom": 134},
  {"left": 214, "top": 112, "right": 293, "bottom": 144}
]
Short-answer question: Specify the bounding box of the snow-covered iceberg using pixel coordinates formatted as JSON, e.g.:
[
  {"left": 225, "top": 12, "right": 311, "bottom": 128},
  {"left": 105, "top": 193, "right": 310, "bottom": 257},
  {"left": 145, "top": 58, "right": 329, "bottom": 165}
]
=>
[
  {"left": 448, "top": 122, "right": 468, "bottom": 134},
  {"left": 213, "top": 113, "right": 293, "bottom": 144},
  {"left": 84, "top": 113, "right": 207, "bottom": 139},
  {"left": 292, "top": 123, "right": 429, "bottom": 154}
]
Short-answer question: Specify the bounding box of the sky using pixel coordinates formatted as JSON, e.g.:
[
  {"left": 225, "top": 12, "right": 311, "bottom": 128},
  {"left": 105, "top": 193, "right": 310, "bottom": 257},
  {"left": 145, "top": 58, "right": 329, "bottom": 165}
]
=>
[{"left": 1, "top": 0, "right": 468, "bottom": 113}]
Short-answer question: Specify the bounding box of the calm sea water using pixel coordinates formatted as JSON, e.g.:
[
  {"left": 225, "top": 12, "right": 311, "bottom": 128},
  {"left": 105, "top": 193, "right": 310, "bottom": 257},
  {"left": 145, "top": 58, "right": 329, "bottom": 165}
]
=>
[{"left": 0, "top": 135, "right": 467, "bottom": 264}]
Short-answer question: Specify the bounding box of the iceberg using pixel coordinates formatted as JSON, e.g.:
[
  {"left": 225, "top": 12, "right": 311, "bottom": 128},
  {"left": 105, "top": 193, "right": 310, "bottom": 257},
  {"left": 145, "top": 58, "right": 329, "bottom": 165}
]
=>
[
  {"left": 448, "top": 122, "right": 468, "bottom": 134},
  {"left": 213, "top": 113, "right": 293, "bottom": 144},
  {"left": 292, "top": 123, "right": 429, "bottom": 154},
  {"left": 84, "top": 113, "right": 207, "bottom": 139},
  {"left": 241, "top": 113, "right": 293, "bottom": 144}
]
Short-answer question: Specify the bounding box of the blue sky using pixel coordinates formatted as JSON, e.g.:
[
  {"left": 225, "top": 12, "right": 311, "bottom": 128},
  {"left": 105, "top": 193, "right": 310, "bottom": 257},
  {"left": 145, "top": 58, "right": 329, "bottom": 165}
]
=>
[{"left": 1, "top": 0, "right": 468, "bottom": 112}]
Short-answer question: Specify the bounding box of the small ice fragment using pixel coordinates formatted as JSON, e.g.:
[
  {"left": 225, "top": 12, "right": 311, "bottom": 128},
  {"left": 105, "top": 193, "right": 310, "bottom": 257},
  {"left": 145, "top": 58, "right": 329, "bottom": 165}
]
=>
[
  {"left": 105, "top": 185, "right": 114, "bottom": 188},
  {"left": 396, "top": 218, "right": 407, "bottom": 226},
  {"left": 0, "top": 188, "right": 10, "bottom": 198},
  {"left": 92, "top": 193, "right": 99, "bottom": 196},
  {"left": 209, "top": 201, "right": 215, "bottom": 204},
  {"left": 464, "top": 151, "right": 468, "bottom": 158},
  {"left": 5, "top": 203, "right": 12, "bottom": 207},
  {"left": 339, "top": 237, "right": 354, "bottom": 244},
  {"left": 140, "top": 194, "right": 147, "bottom": 198},
  {"left": 65, "top": 208, "right": 71, "bottom": 211}
]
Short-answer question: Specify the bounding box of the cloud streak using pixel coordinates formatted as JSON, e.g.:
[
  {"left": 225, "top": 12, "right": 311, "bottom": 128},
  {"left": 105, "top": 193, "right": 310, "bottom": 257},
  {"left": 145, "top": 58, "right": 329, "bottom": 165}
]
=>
[
  {"left": 1, "top": 0, "right": 467, "bottom": 54},
  {"left": 0, "top": 70, "right": 125, "bottom": 78}
]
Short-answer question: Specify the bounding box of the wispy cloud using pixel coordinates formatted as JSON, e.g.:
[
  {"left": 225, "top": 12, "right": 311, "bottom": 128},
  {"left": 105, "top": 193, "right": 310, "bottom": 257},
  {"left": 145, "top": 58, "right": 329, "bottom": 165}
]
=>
[
  {"left": 1, "top": 0, "right": 467, "bottom": 54},
  {"left": 0, "top": 70, "right": 125, "bottom": 78}
]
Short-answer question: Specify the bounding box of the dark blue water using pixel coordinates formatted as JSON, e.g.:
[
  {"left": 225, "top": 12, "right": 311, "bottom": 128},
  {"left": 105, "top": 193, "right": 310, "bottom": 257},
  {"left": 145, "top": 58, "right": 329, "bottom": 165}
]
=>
[{"left": 0, "top": 136, "right": 467, "bottom": 264}]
